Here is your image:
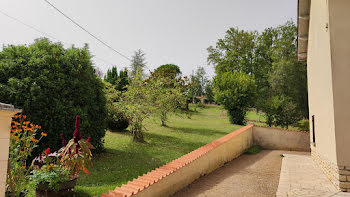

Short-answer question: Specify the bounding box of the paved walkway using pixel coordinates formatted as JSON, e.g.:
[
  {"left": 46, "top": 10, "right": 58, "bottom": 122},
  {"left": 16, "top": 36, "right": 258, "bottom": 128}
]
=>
[
  {"left": 276, "top": 153, "right": 350, "bottom": 197},
  {"left": 172, "top": 150, "right": 291, "bottom": 197}
]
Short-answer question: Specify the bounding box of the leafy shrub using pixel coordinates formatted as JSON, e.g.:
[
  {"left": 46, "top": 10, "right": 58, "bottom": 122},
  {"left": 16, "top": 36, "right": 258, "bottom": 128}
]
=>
[
  {"left": 103, "top": 81, "right": 129, "bottom": 131},
  {"left": 0, "top": 38, "right": 107, "bottom": 153},
  {"left": 213, "top": 72, "right": 257, "bottom": 125},
  {"left": 296, "top": 119, "right": 310, "bottom": 131}
]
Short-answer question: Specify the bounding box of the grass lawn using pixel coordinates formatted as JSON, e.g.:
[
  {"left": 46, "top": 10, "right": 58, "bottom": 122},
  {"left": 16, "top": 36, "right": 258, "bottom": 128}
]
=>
[{"left": 74, "top": 105, "right": 242, "bottom": 196}]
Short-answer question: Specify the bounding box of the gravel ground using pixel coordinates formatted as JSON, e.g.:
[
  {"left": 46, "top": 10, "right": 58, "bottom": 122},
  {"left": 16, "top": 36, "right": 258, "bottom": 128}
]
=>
[{"left": 172, "top": 150, "right": 289, "bottom": 197}]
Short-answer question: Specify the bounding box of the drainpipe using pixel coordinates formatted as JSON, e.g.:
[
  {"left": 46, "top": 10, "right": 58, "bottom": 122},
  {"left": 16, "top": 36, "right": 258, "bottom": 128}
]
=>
[{"left": 0, "top": 103, "right": 21, "bottom": 197}]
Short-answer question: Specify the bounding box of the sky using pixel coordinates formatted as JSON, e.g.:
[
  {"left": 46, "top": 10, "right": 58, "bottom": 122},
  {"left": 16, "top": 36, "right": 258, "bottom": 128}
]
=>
[{"left": 0, "top": 0, "right": 297, "bottom": 78}]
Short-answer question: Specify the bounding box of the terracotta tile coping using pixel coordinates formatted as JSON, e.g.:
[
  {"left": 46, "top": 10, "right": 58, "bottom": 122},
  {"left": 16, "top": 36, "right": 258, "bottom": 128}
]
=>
[{"left": 101, "top": 124, "right": 253, "bottom": 197}]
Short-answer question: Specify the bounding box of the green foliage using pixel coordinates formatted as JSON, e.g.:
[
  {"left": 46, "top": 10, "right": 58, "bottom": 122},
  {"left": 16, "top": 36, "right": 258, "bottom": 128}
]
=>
[
  {"left": 7, "top": 115, "right": 44, "bottom": 196},
  {"left": 104, "top": 66, "right": 129, "bottom": 92},
  {"left": 154, "top": 64, "right": 182, "bottom": 78},
  {"left": 29, "top": 167, "right": 71, "bottom": 192},
  {"left": 0, "top": 38, "right": 107, "bottom": 152},
  {"left": 148, "top": 72, "right": 188, "bottom": 126},
  {"left": 245, "top": 145, "right": 262, "bottom": 155},
  {"left": 103, "top": 81, "right": 129, "bottom": 131},
  {"left": 214, "top": 72, "right": 257, "bottom": 125},
  {"left": 205, "top": 81, "right": 214, "bottom": 103},
  {"left": 297, "top": 119, "right": 310, "bottom": 131},
  {"left": 263, "top": 96, "right": 302, "bottom": 129},
  {"left": 115, "top": 71, "right": 155, "bottom": 142},
  {"left": 130, "top": 49, "right": 146, "bottom": 78},
  {"left": 208, "top": 21, "right": 308, "bottom": 127}
]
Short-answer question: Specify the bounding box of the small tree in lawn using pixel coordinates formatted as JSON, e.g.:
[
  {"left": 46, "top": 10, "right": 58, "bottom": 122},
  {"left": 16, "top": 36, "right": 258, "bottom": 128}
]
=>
[
  {"left": 148, "top": 72, "right": 188, "bottom": 126},
  {"left": 115, "top": 71, "right": 154, "bottom": 142},
  {"left": 214, "top": 72, "right": 257, "bottom": 125}
]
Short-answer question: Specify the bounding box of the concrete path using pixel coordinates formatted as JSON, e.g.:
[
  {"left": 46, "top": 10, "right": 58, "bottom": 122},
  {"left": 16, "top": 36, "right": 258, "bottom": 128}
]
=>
[
  {"left": 172, "top": 150, "right": 293, "bottom": 197},
  {"left": 276, "top": 153, "right": 350, "bottom": 197}
]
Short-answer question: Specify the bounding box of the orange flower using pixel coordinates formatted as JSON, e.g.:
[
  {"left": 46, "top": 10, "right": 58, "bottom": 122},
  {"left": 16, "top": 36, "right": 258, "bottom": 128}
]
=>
[
  {"left": 20, "top": 149, "right": 24, "bottom": 154},
  {"left": 26, "top": 144, "right": 30, "bottom": 147},
  {"left": 15, "top": 137, "right": 19, "bottom": 142},
  {"left": 36, "top": 125, "right": 41, "bottom": 129},
  {"left": 21, "top": 165, "right": 26, "bottom": 169},
  {"left": 41, "top": 132, "right": 47, "bottom": 137},
  {"left": 14, "top": 115, "right": 19, "bottom": 119},
  {"left": 24, "top": 121, "right": 30, "bottom": 125},
  {"left": 31, "top": 137, "right": 39, "bottom": 142},
  {"left": 22, "top": 115, "right": 26, "bottom": 119}
]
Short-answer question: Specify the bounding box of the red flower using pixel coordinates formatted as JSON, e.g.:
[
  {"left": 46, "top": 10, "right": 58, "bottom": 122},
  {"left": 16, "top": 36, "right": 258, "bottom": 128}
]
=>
[
  {"left": 60, "top": 133, "right": 67, "bottom": 147},
  {"left": 73, "top": 115, "right": 81, "bottom": 142},
  {"left": 44, "top": 148, "right": 50, "bottom": 155},
  {"left": 86, "top": 137, "right": 91, "bottom": 143}
]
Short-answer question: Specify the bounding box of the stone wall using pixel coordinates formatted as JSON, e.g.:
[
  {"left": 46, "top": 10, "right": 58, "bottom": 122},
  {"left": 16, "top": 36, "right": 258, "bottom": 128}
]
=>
[{"left": 311, "top": 146, "right": 350, "bottom": 192}]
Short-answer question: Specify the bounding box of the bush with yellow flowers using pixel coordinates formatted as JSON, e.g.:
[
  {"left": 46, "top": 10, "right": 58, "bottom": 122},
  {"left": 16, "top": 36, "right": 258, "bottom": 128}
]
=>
[{"left": 7, "top": 113, "right": 46, "bottom": 196}]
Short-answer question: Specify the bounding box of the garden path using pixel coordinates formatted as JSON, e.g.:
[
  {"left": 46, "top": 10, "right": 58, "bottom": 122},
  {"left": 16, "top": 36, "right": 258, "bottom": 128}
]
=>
[{"left": 172, "top": 150, "right": 294, "bottom": 197}]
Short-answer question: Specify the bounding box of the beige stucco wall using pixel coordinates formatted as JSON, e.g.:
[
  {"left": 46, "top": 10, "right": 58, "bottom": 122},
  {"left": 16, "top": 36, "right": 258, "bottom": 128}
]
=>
[
  {"left": 253, "top": 126, "right": 310, "bottom": 152},
  {"left": 133, "top": 126, "right": 253, "bottom": 197},
  {"left": 0, "top": 104, "right": 21, "bottom": 197},
  {"left": 307, "top": 0, "right": 338, "bottom": 165},
  {"left": 328, "top": 0, "right": 350, "bottom": 167}
]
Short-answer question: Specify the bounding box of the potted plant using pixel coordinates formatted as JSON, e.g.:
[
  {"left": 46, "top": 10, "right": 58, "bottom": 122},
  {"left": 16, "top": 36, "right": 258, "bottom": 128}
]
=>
[
  {"left": 30, "top": 115, "right": 94, "bottom": 197},
  {"left": 6, "top": 114, "right": 45, "bottom": 197}
]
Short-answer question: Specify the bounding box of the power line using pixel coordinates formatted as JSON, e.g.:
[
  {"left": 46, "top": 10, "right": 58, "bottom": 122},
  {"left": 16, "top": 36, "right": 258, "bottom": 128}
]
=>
[
  {"left": 44, "top": 0, "right": 131, "bottom": 61},
  {"left": 0, "top": 9, "right": 117, "bottom": 68}
]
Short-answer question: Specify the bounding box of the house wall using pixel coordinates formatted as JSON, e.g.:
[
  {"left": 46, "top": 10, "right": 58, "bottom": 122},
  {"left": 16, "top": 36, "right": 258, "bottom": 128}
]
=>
[
  {"left": 307, "top": 0, "right": 350, "bottom": 192},
  {"left": 328, "top": 0, "right": 350, "bottom": 168},
  {"left": 307, "top": 0, "right": 337, "bottom": 165},
  {"left": 0, "top": 103, "right": 21, "bottom": 197}
]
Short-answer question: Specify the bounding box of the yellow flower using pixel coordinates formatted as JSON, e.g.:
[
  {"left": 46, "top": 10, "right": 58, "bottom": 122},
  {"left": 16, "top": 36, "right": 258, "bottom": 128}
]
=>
[
  {"left": 41, "top": 132, "right": 47, "bottom": 137},
  {"left": 26, "top": 144, "right": 30, "bottom": 147},
  {"left": 31, "top": 137, "right": 39, "bottom": 142}
]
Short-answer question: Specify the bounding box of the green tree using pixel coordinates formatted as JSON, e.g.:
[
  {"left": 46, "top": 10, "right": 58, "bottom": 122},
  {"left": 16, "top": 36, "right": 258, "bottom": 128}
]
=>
[
  {"left": 207, "top": 20, "right": 308, "bottom": 127},
  {"left": 130, "top": 49, "right": 147, "bottom": 78},
  {"left": 214, "top": 72, "right": 257, "bottom": 125},
  {"left": 0, "top": 38, "right": 107, "bottom": 152},
  {"left": 103, "top": 81, "right": 129, "bottom": 131},
  {"left": 104, "top": 66, "right": 129, "bottom": 92},
  {"left": 115, "top": 71, "right": 154, "bottom": 142},
  {"left": 207, "top": 27, "right": 257, "bottom": 75},
  {"left": 205, "top": 80, "right": 214, "bottom": 103},
  {"left": 148, "top": 72, "right": 188, "bottom": 126},
  {"left": 154, "top": 64, "right": 182, "bottom": 78}
]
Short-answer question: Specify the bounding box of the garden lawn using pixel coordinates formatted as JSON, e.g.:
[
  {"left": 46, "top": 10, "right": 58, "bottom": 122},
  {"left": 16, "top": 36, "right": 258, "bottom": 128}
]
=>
[{"left": 74, "top": 105, "right": 242, "bottom": 196}]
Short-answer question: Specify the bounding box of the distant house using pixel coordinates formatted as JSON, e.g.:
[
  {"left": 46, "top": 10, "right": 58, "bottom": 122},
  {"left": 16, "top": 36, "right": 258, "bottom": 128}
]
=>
[{"left": 298, "top": 0, "right": 350, "bottom": 192}]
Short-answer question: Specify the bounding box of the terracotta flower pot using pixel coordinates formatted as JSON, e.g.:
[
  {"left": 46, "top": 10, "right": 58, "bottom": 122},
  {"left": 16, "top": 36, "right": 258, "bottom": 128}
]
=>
[{"left": 35, "top": 178, "right": 77, "bottom": 197}]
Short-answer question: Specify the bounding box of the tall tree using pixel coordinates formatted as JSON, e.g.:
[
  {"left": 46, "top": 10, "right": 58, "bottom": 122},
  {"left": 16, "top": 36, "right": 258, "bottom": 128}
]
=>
[
  {"left": 130, "top": 49, "right": 147, "bottom": 78},
  {"left": 207, "top": 20, "right": 308, "bottom": 128},
  {"left": 104, "top": 66, "right": 129, "bottom": 92},
  {"left": 154, "top": 64, "right": 182, "bottom": 78}
]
